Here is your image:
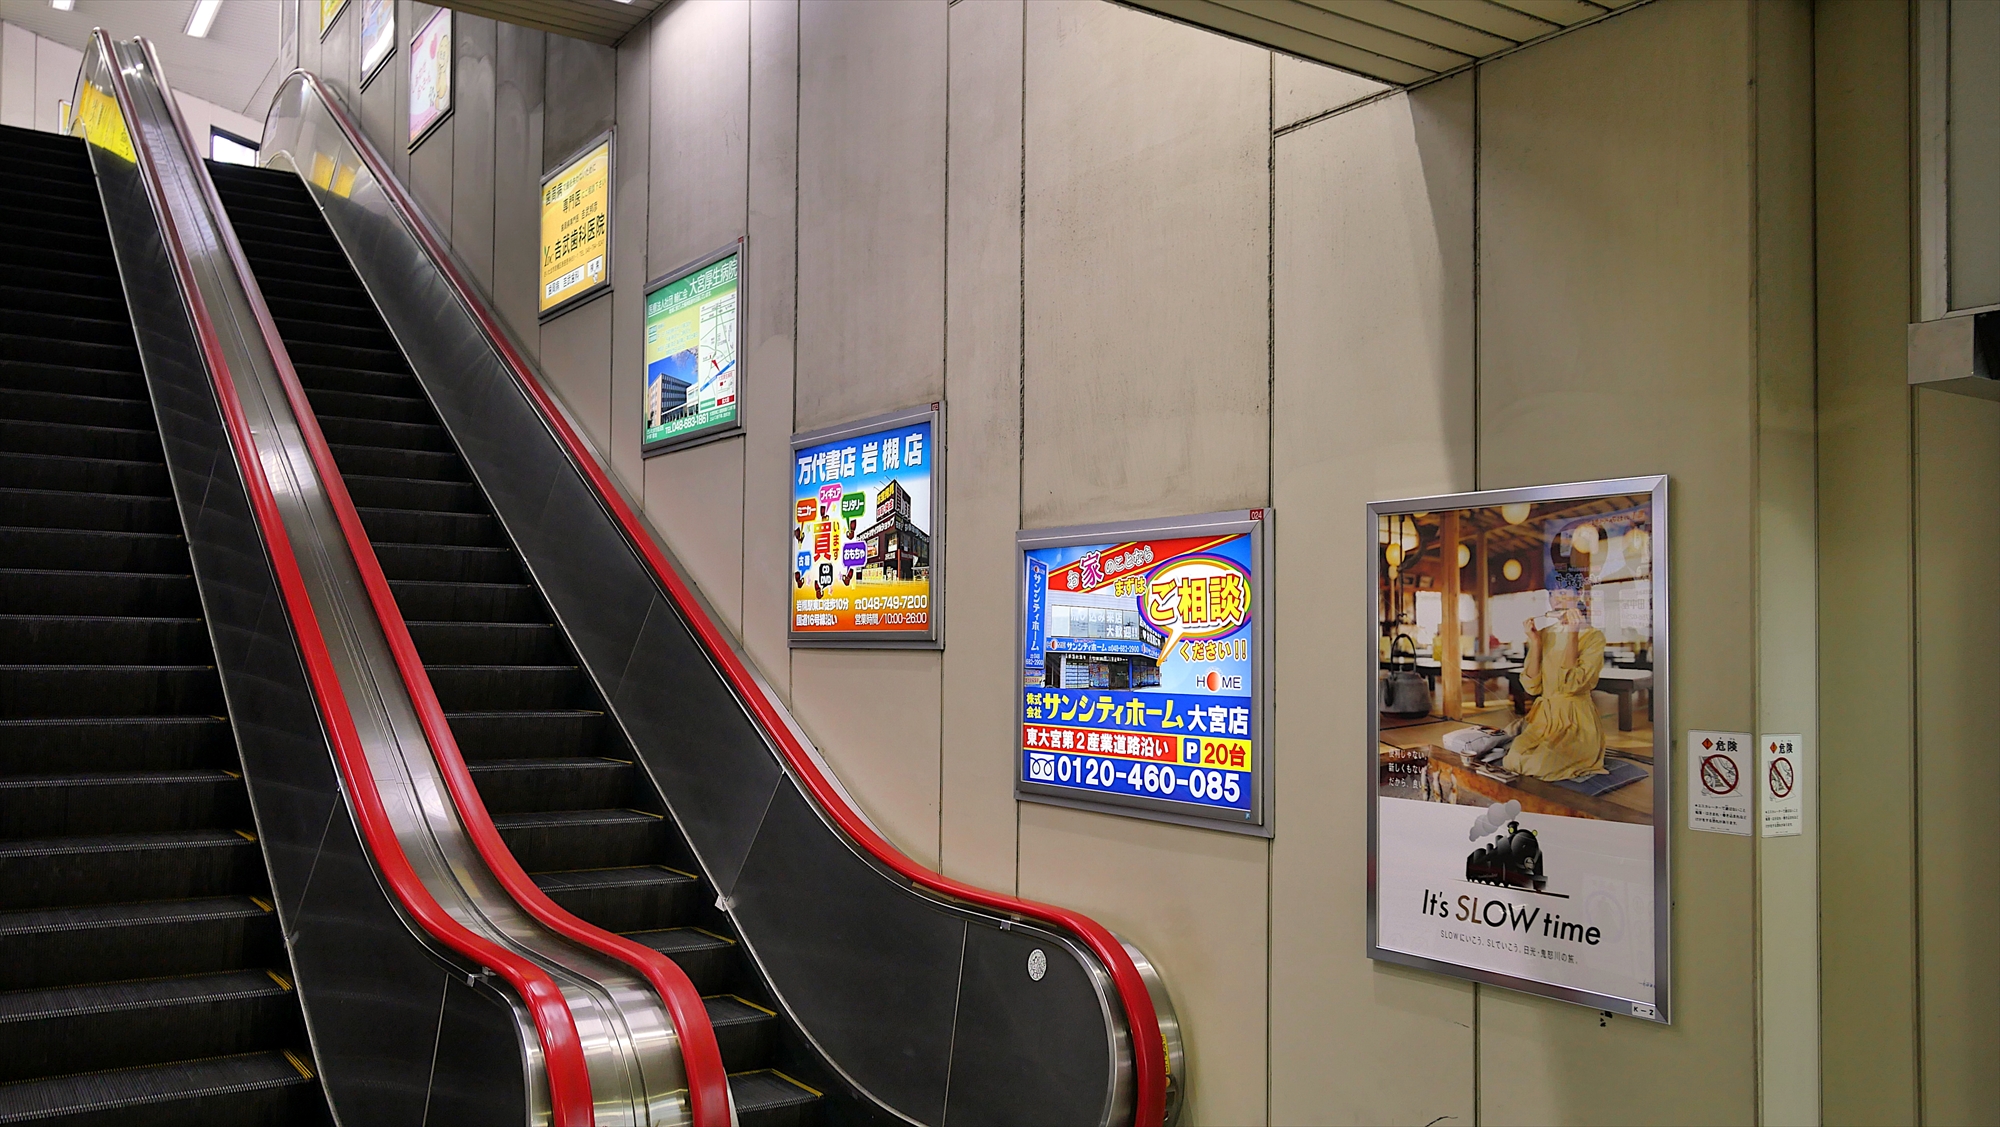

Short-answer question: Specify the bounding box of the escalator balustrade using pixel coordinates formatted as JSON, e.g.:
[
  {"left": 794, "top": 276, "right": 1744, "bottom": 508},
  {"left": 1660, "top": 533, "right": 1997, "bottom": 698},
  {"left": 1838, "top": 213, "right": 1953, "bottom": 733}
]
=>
[{"left": 208, "top": 160, "right": 828, "bottom": 1127}]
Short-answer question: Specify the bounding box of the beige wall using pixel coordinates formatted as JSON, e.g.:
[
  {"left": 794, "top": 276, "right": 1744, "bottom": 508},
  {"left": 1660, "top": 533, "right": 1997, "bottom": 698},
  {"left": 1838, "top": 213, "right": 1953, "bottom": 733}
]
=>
[{"left": 272, "top": 0, "right": 2000, "bottom": 1121}]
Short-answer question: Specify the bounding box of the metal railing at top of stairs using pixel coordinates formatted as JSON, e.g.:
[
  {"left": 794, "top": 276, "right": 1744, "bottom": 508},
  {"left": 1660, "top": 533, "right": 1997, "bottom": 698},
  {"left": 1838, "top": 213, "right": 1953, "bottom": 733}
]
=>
[{"left": 75, "top": 31, "right": 727, "bottom": 1127}]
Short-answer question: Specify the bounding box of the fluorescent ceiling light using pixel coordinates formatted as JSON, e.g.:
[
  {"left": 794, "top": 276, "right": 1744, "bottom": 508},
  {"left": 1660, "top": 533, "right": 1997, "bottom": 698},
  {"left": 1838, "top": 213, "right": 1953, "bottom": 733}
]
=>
[
  {"left": 185, "top": 0, "right": 221, "bottom": 38},
  {"left": 50, "top": 1, "right": 75, "bottom": 12}
]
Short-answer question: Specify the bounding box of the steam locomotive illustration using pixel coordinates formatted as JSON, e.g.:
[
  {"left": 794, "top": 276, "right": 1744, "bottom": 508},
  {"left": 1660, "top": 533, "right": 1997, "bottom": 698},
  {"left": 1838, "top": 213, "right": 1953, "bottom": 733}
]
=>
[{"left": 1466, "top": 820, "right": 1547, "bottom": 892}]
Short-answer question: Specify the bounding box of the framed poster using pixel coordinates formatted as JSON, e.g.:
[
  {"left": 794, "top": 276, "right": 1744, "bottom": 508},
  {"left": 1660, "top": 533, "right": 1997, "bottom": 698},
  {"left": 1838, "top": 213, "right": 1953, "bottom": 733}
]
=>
[
  {"left": 359, "top": 0, "right": 394, "bottom": 87},
  {"left": 539, "top": 134, "right": 612, "bottom": 318},
  {"left": 642, "top": 244, "right": 741, "bottom": 452},
  {"left": 1017, "top": 509, "right": 1271, "bottom": 835},
  {"left": 1367, "top": 477, "right": 1670, "bottom": 1022},
  {"left": 408, "top": 7, "right": 452, "bottom": 148},
  {"left": 320, "top": 0, "right": 348, "bottom": 39},
  {"left": 790, "top": 405, "right": 942, "bottom": 648}
]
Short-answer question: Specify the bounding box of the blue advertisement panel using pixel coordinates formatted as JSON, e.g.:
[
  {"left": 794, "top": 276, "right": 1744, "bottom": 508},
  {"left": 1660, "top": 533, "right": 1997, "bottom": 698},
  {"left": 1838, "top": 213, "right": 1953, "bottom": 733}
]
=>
[
  {"left": 1019, "top": 521, "right": 1265, "bottom": 830},
  {"left": 790, "top": 408, "right": 938, "bottom": 646}
]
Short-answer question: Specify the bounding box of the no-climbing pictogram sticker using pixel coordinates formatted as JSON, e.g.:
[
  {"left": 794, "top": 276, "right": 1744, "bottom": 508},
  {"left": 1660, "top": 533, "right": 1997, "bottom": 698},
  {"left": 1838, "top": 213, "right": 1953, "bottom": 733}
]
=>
[
  {"left": 1689, "top": 731, "right": 1751, "bottom": 835},
  {"left": 1761, "top": 733, "right": 1803, "bottom": 837}
]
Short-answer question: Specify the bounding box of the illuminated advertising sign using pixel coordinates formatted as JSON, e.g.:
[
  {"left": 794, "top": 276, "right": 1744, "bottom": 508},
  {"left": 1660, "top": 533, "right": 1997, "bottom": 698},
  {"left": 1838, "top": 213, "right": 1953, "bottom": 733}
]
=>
[
  {"left": 1017, "top": 510, "right": 1270, "bottom": 834},
  {"left": 540, "top": 136, "right": 611, "bottom": 317},
  {"left": 643, "top": 245, "right": 740, "bottom": 453},
  {"left": 359, "top": 0, "right": 394, "bottom": 86},
  {"left": 789, "top": 405, "right": 941, "bottom": 648},
  {"left": 1367, "top": 477, "right": 1671, "bottom": 1022},
  {"left": 409, "top": 8, "right": 451, "bottom": 147},
  {"left": 320, "top": 0, "right": 348, "bottom": 38}
]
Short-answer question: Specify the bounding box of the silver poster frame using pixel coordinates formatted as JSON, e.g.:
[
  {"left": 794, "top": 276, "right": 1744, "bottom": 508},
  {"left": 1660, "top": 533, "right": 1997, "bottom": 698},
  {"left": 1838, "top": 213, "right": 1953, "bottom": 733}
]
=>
[
  {"left": 640, "top": 239, "right": 744, "bottom": 455},
  {"left": 1365, "top": 475, "right": 1671, "bottom": 1023},
  {"left": 406, "top": 6, "right": 452, "bottom": 150},
  {"left": 1016, "top": 509, "right": 1274, "bottom": 837},
  {"left": 787, "top": 402, "right": 944, "bottom": 649}
]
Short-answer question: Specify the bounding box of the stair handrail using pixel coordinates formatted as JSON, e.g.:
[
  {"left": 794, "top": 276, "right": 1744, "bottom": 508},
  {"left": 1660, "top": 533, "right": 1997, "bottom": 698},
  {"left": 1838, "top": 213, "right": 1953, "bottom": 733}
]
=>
[
  {"left": 77, "top": 30, "right": 594, "bottom": 1125},
  {"left": 137, "top": 40, "right": 733, "bottom": 1127},
  {"left": 280, "top": 65, "right": 1173, "bottom": 1127}
]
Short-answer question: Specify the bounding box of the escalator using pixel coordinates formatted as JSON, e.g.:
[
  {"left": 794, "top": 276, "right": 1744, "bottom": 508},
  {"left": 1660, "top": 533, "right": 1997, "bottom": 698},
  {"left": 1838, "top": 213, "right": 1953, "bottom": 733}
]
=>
[
  {"left": 208, "top": 162, "right": 827, "bottom": 1127},
  {"left": 0, "top": 123, "right": 327, "bottom": 1123}
]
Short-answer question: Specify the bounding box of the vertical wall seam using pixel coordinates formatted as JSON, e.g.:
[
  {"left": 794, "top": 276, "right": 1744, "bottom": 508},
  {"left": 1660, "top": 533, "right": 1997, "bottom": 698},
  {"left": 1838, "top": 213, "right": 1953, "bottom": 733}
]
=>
[
  {"left": 1470, "top": 58, "right": 1483, "bottom": 1127},
  {"left": 1747, "top": 6, "right": 1766, "bottom": 1121},
  {"left": 1263, "top": 45, "right": 1276, "bottom": 1127},
  {"left": 1904, "top": 6, "right": 1925, "bottom": 1120},
  {"left": 940, "top": 0, "right": 950, "bottom": 872},
  {"left": 1015, "top": 0, "right": 1027, "bottom": 898},
  {"left": 789, "top": 0, "right": 801, "bottom": 698},
  {"left": 741, "top": 0, "right": 753, "bottom": 664}
]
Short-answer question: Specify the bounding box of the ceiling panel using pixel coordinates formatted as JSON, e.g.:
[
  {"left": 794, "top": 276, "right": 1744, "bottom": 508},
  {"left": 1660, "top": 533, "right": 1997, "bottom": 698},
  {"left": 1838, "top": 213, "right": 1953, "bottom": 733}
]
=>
[
  {"left": 437, "top": 0, "right": 665, "bottom": 47},
  {"left": 0, "top": 0, "right": 283, "bottom": 115},
  {"left": 1123, "top": 0, "right": 1646, "bottom": 86}
]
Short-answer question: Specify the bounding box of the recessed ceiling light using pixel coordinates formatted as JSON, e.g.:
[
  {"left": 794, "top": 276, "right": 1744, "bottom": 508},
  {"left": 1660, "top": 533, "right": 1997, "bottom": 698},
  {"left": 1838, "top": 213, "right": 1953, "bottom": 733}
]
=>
[
  {"left": 185, "top": 0, "right": 221, "bottom": 38},
  {"left": 50, "top": 1, "right": 75, "bottom": 12}
]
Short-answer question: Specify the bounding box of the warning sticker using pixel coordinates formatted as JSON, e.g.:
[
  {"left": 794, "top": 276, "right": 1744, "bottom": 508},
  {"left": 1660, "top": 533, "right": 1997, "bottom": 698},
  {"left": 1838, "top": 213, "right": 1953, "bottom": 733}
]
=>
[
  {"left": 1760, "top": 733, "right": 1803, "bottom": 838},
  {"left": 1687, "top": 730, "right": 1751, "bottom": 835}
]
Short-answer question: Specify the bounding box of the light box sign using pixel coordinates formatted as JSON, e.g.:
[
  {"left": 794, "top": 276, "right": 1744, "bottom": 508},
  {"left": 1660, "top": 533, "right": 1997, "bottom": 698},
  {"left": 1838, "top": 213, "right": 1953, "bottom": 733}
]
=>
[
  {"left": 320, "top": 0, "right": 348, "bottom": 38},
  {"left": 643, "top": 246, "right": 740, "bottom": 453},
  {"left": 409, "top": 8, "right": 451, "bottom": 147},
  {"left": 1367, "top": 476, "right": 1671, "bottom": 1023},
  {"left": 1017, "top": 510, "right": 1270, "bottom": 835},
  {"left": 540, "top": 136, "right": 611, "bottom": 317},
  {"left": 789, "top": 405, "right": 940, "bottom": 648},
  {"left": 359, "top": 0, "right": 393, "bottom": 85}
]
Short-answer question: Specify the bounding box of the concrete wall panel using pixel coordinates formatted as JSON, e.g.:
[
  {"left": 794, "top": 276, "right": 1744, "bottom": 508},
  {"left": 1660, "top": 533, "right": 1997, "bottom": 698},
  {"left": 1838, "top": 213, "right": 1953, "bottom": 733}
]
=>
[
  {"left": 1269, "top": 73, "right": 1476, "bottom": 1127},
  {"left": 649, "top": 0, "right": 750, "bottom": 277},
  {"left": 491, "top": 21, "right": 544, "bottom": 351},
  {"left": 795, "top": 0, "right": 946, "bottom": 428},
  {"left": 1477, "top": 3, "right": 1757, "bottom": 1122},
  {"left": 1274, "top": 54, "right": 1387, "bottom": 130},
  {"left": 1020, "top": 0, "right": 1270, "bottom": 529},
  {"left": 452, "top": 14, "right": 498, "bottom": 289},
  {"left": 940, "top": 0, "right": 1025, "bottom": 894},
  {"left": 791, "top": 649, "right": 943, "bottom": 868},
  {"left": 608, "top": 18, "right": 652, "bottom": 499},
  {"left": 643, "top": 436, "right": 747, "bottom": 635},
  {"left": 543, "top": 33, "right": 615, "bottom": 174},
  {"left": 539, "top": 291, "right": 614, "bottom": 457}
]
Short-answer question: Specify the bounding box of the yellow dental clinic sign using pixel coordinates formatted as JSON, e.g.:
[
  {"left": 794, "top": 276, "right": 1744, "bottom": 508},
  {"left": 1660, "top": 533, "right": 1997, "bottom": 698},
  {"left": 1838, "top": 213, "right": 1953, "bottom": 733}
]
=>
[{"left": 539, "top": 138, "right": 610, "bottom": 316}]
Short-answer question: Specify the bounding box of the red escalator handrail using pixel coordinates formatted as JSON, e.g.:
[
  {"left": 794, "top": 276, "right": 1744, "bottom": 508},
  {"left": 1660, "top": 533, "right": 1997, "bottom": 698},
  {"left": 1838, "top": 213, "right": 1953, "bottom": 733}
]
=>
[
  {"left": 171, "top": 58, "right": 732, "bottom": 1127},
  {"left": 288, "top": 67, "right": 1168, "bottom": 1127},
  {"left": 96, "top": 33, "right": 596, "bottom": 1127}
]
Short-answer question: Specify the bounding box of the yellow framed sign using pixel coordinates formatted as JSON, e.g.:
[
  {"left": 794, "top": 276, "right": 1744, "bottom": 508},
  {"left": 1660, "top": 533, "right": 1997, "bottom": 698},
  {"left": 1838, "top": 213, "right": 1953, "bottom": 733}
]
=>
[
  {"left": 539, "top": 133, "right": 612, "bottom": 318},
  {"left": 320, "top": 0, "right": 349, "bottom": 39}
]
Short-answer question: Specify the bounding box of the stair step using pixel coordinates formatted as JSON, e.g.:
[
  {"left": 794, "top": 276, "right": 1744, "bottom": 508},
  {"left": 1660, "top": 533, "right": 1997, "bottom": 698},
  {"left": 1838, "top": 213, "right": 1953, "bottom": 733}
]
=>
[
  {"left": 303, "top": 389, "right": 433, "bottom": 426},
  {"left": 0, "top": 772, "right": 245, "bottom": 838},
  {"left": 344, "top": 473, "right": 486, "bottom": 513},
  {"left": 730, "top": 1070, "right": 823, "bottom": 1127},
  {"left": 705, "top": 995, "right": 779, "bottom": 1072},
  {"left": 0, "top": 969, "right": 294, "bottom": 1082},
  {"left": 0, "top": 419, "right": 160, "bottom": 463},
  {"left": 425, "top": 665, "right": 582, "bottom": 711},
  {"left": 0, "top": 666, "right": 221, "bottom": 720},
  {"left": 445, "top": 710, "right": 606, "bottom": 759},
  {"left": 495, "top": 809, "right": 665, "bottom": 872},
  {"left": 0, "top": 350, "right": 140, "bottom": 391},
  {"left": 0, "top": 896, "right": 276, "bottom": 989},
  {"left": 0, "top": 832, "right": 262, "bottom": 915},
  {"left": 0, "top": 1048, "right": 319, "bottom": 1125},
  {"left": 467, "top": 757, "right": 632, "bottom": 813},
  {"left": 626, "top": 927, "right": 737, "bottom": 994},
  {"left": 532, "top": 866, "right": 699, "bottom": 933},
  {"left": 314, "top": 415, "right": 454, "bottom": 454},
  {"left": 325, "top": 441, "right": 465, "bottom": 482},
  {"left": 0, "top": 452, "right": 167, "bottom": 497},
  {"left": 356, "top": 506, "right": 503, "bottom": 547},
  {"left": 0, "top": 617, "right": 210, "bottom": 666},
  {"left": 0, "top": 363, "right": 146, "bottom": 402},
  {"left": 0, "top": 571, "right": 196, "bottom": 617}
]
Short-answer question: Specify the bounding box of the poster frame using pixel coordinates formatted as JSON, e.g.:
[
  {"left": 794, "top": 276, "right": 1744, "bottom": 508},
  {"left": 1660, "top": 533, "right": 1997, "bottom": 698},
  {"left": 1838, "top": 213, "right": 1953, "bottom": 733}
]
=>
[
  {"left": 537, "top": 129, "right": 616, "bottom": 321},
  {"left": 641, "top": 239, "right": 745, "bottom": 455},
  {"left": 1364, "top": 474, "right": 1672, "bottom": 1023},
  {"left": 319, "top": 0, "right": 349, "bottom": 41},
  {"left": 1015, "top": 508, "right": 1274, "bottom": 837},
  {"left": 358, "top": 0, "right": 394, "bottom": 89},
  {"left": 787, "top": 402, "right": 944, "bottom": 650},
  {"left": 407, "top": 6, "right": 453, "bottom": 151}
]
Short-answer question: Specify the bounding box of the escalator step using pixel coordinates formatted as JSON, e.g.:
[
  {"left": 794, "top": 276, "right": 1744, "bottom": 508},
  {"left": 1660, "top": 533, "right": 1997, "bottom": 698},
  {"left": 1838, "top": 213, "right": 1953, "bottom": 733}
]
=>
[
  {"left": 355, "top": 506, "right": 502, "bottom": 547},
  {"left": 493, "top": 809, "right": 665, "bottom": 872},
  {"left": 467, "top": 757, "right": 632, "bottom": 813},
  {"left": 0, "top": 452, "right": 169, "bottom": 496},
  {"left": 342, "top": 473, "right": 485, "bottom": 512},
  {"left": 531, "top": 866, "right": 699, "bottom": 934},
  {"left": 0, "top": 489, "right": 181, "bottom": 534},
  {"left": 324, "top": 442, "right": 464, "bottom": 482},
  {"left": 0, "top": 771, "right": 246, "bottom": 838},
  {"left": 0, "top": 1048, "right": 317, "bottom": 1125},
  {"left": 704, "top": 995, "right": 778, "bottom": 1072},
  {"left": 0, "top": 419, "right": 161, "bottom": 463},
  {"left": 372, "top": 542, "right": 522, "bottom": 584},
  {"left": 445, "top": 710, "right": 605, "bottom": 759},
  {"left": 729, "top": 1070, "right": 823, "bottom": 1127},
  {"left": 406, "top": 621, "right": 558, "bottom": 665},
  {"left": 0, "top": 969, "right": 294, "bottom": 1082},
  {"left": 0, "top": 896, "right": 276, "bottom": 989},
  {"left": 0, "top": 528, "right": 185, "bottom": 573},
  {"left": 425, "top": 665, "right": 581, "bottom": 711},
  {"left": 314, "top": 416, "right": 453, "bottom": 454},
  {"left": 0, "top": 617, "right": 209, "bottom": 665},
  {"left": 0, "top": 572, "right": 197, "bottom": 617},
  {"left": 0, "top": 717, "right": 232, "bottom": 775},
  {"left": 0, "top": 362, "right": 147, "bottom": 401},
  {"left": 0, "top": 832, "right": 261, "bottom": 915},
  {"left": 385, "top": 581, "right": 544, "bottom": 623},
  {"left": 625, "top": 927, "right": 737, "bottom": 994},
  {"left": 303, "top": 390, "right": 433, "bottom": 425},
  {"left": 0, "top": 389, "right": 149, "bottom": 429},
  {"left": 0, "top": 665, "right": 221, "bottom": 719}
]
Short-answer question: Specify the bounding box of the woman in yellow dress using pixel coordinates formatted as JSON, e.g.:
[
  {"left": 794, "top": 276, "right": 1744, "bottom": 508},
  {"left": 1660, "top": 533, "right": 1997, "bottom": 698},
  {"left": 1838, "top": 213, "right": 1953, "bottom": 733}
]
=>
[{"left": 1502, "top": 571, "right": 1608, "bottom": 782}]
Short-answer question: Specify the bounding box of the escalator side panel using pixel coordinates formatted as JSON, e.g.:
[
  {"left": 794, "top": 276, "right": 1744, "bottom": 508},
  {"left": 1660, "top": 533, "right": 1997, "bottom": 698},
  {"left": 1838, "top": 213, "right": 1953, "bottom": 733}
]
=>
[{"left": 82, "top": 76, "right": 531, "bottom": 1126}]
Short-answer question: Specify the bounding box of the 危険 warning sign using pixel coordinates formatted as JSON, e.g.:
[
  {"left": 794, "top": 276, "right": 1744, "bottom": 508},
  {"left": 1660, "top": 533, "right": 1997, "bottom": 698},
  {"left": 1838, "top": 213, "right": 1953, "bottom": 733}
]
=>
[{"left": 1688, "top": 730, "right": 1750, "bottom": 835}]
